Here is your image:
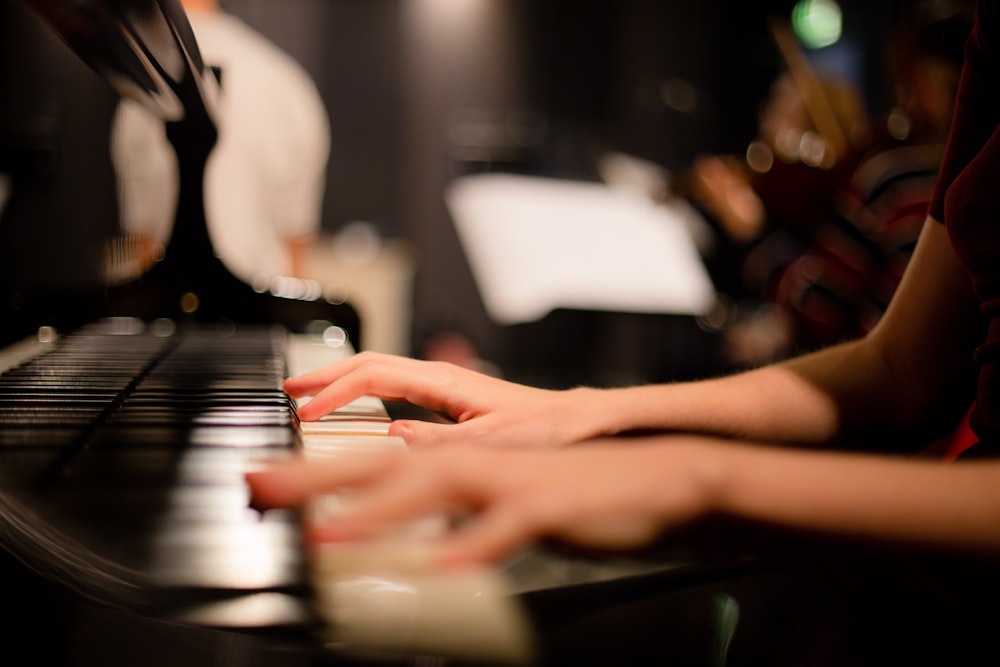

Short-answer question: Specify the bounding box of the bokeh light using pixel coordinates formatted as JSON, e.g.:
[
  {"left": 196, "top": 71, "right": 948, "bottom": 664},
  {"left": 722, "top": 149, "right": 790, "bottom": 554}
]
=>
[{"left": 792, "top": 0, "right": 843, "bottom": 49}]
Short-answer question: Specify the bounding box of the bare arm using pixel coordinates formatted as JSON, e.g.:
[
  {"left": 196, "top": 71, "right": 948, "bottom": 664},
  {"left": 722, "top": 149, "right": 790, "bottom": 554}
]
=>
[
  {"left": 247, "top": 434, "right": 1000, "bottom": 567},
  {"left": 254, "top": 219, "right": 995, "bottom": 564},
  {"left": 286, "top": 219, "right": 980, "bottom": 450},
  {"left": 601, "top": 220, "right": 980, "bottom": 446}
]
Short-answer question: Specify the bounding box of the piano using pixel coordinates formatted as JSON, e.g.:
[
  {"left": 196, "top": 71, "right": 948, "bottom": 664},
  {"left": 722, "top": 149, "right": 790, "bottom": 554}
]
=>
[
  {"left": 0, "top": 1, "right": 770, "bottom": 664},
  {"left": 0, "top": 0, "right": 538, "bottom": 662}
]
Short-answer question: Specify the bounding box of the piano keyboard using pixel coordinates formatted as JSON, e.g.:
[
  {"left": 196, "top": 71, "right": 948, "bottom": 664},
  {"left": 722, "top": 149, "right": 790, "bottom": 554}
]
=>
[{"left": 0, "top": 318, "right": 365, "bottom": 632}]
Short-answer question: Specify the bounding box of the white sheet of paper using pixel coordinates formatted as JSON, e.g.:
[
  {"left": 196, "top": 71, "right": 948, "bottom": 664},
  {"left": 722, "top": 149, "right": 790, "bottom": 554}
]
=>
[{"left": 446, "top": 173, "right": 717, "bottom": 324}]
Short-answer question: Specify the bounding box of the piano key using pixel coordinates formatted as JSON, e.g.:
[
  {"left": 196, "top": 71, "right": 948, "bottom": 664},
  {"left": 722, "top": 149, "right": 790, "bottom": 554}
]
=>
[
  {"left": 299, "top": 418, "right": 392, "bottom": 436},
  {"left": 301, "top": 433, "right": 407, "bottom": 455},
  {"left": 292, "top": 395, "right": 388, "bottom": 420},
  {"left": 0, "top": 409, "right": 106, "bottom": 425}
]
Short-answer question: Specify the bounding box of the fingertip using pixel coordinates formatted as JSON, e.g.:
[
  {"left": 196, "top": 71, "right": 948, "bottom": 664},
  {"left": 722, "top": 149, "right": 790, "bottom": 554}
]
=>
[
  {"left": 244, "top": 469, "right": 288, "bottom": 510},
  {"left": 244, "top": 458, "right": 313, "bottom": 508},
  {"left": 295, "top": 399, "right": 328, "bottom": 422},
  {"left": 295, "top": 406, "right": 318, "bottom": 422},
  {"left": 283, "top": 384, "right": 306, "bottom": 401}
]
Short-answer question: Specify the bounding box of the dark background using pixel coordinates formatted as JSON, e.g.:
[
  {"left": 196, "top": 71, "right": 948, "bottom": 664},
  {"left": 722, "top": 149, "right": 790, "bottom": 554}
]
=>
[{"left": 0, "top": 0, "right": 920, "bottom": 381}]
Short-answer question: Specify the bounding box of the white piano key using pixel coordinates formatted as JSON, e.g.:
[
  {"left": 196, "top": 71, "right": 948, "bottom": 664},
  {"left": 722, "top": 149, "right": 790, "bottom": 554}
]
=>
[
  {"left": 301, "top": 433, "right": 407, "bottom": 455},
  {"left": 300, "top": 419, "right": 391, "bottom": 436}
]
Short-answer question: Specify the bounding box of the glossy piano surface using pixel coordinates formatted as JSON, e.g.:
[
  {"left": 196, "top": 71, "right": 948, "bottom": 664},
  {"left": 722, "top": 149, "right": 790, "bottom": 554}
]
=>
[
  {"left": 0, "top": 320, "right": 386, "bottom": 665},
  {"left": 0, "top": 321, "right": 312, "bottom": 624}
]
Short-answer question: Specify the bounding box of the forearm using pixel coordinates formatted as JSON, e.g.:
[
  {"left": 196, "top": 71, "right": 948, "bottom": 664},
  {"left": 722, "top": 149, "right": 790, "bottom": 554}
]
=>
[
  {"left": 580, "top": 225, "right": 981, "bottom": 447},
  {"left": 581, "top": 338, "right": 887, "bottom": 446},
  {"left": 692, "top": 439, "right": 1000, "bottom": 556}
]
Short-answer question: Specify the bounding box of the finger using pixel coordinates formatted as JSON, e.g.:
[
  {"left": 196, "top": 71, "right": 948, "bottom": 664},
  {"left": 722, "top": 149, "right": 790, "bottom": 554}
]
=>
[
  {"left": 284, "top": 351, "right": 406, "bottom": 397},
  {"left": 294, "top": 381, "right": 367, "bottom": 421},
  {"left": 388, "top": 419, "right": 462, "bottom": 448},
  {"left": 435, "top": 504, "right": 535, "bottom": 569},
  {"left": 244, "top": 451, "right": 399, "bottom": 509},
  {"left": 292, "top": 363, "right": 409, "bottom": 420},
  {"left": 294, "top": 360, "right": 463, "bottom": 422},
  {"left": 307, "top": 461, "right": 449, "bottom": 543},
  {"left": 283, "top": 355, "right": 368, "bottom": 397}
]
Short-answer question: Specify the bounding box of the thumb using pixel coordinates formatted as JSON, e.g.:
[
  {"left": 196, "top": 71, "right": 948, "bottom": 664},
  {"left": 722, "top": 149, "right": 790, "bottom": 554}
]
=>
[{"left": 388, "top": 419, "right": 458, "bottom": 448}]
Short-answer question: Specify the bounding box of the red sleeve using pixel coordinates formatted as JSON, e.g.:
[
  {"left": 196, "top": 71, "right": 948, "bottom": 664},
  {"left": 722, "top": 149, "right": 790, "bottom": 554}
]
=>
[{"left": 930, "top": 0, "right": 1000, "bottom": 223}]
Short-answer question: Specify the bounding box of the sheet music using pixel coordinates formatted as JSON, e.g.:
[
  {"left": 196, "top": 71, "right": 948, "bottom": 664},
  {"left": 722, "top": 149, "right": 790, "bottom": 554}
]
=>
[{"left": 446, "top": 173, "right": 717, "bottom": 325}]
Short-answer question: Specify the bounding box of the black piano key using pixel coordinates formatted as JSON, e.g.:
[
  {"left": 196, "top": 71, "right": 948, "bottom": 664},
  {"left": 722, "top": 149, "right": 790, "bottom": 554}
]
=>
[{"left": 0, "top": 409, "right": 105, "bottom": 425}]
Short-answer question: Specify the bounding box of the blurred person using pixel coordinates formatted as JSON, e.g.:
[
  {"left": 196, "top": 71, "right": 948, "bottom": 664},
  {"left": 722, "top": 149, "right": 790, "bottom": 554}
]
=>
[
  {"left": 726, "top": 1, "right": 973, "bottom": 365},
  {"left": 672, "top": 66, "right": 871, "bottom": 304},
  {"left": 109, "top": 0, "right": 330, "bottom": 283},
  {"left": 245, "top": 0, "right": 1000, "bottom": 662},
  {"left": 684, "top": 71, "right": 870, "bottom": 246}
]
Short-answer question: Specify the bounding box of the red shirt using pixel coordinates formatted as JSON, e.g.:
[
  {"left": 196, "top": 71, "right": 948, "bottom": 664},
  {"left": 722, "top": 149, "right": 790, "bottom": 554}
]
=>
[{"left": 930, "top": 0, "right": 1000, "bottom": 446}]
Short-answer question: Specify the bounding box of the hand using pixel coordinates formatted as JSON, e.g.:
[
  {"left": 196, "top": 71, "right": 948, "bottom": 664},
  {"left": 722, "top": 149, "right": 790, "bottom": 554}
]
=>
[
  {"left": 285, "top": 351, "right": 604, "bottom": 449},
  {"left": 246, "top": 438, "right": 714, "bottom": 568}
]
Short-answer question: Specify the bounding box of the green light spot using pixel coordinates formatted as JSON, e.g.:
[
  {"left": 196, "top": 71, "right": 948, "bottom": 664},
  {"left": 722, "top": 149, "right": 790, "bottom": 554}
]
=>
[{"left": 792, "top": 0, "right": 842, "bottom": 49}]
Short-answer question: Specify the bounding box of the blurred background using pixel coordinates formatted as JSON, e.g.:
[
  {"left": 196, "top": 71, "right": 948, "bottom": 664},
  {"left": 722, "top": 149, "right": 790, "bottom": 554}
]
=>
[{"left": 0, "top": 0, "right": 965, "bottom": 389}]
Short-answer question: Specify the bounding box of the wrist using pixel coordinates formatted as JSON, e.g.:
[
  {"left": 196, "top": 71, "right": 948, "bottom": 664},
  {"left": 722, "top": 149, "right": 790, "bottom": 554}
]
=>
[
  {"left": 579, "top": 384, "right": 683, "bottom": 437},
  {"left": 684, "top": 439, "right": 732, "bottom": 518},
  {"left": 642, "top": 438, "right": 730, "bottom": 529},
  {"left": 561, "top": 386, "right": 635, "bottom": 441}
]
